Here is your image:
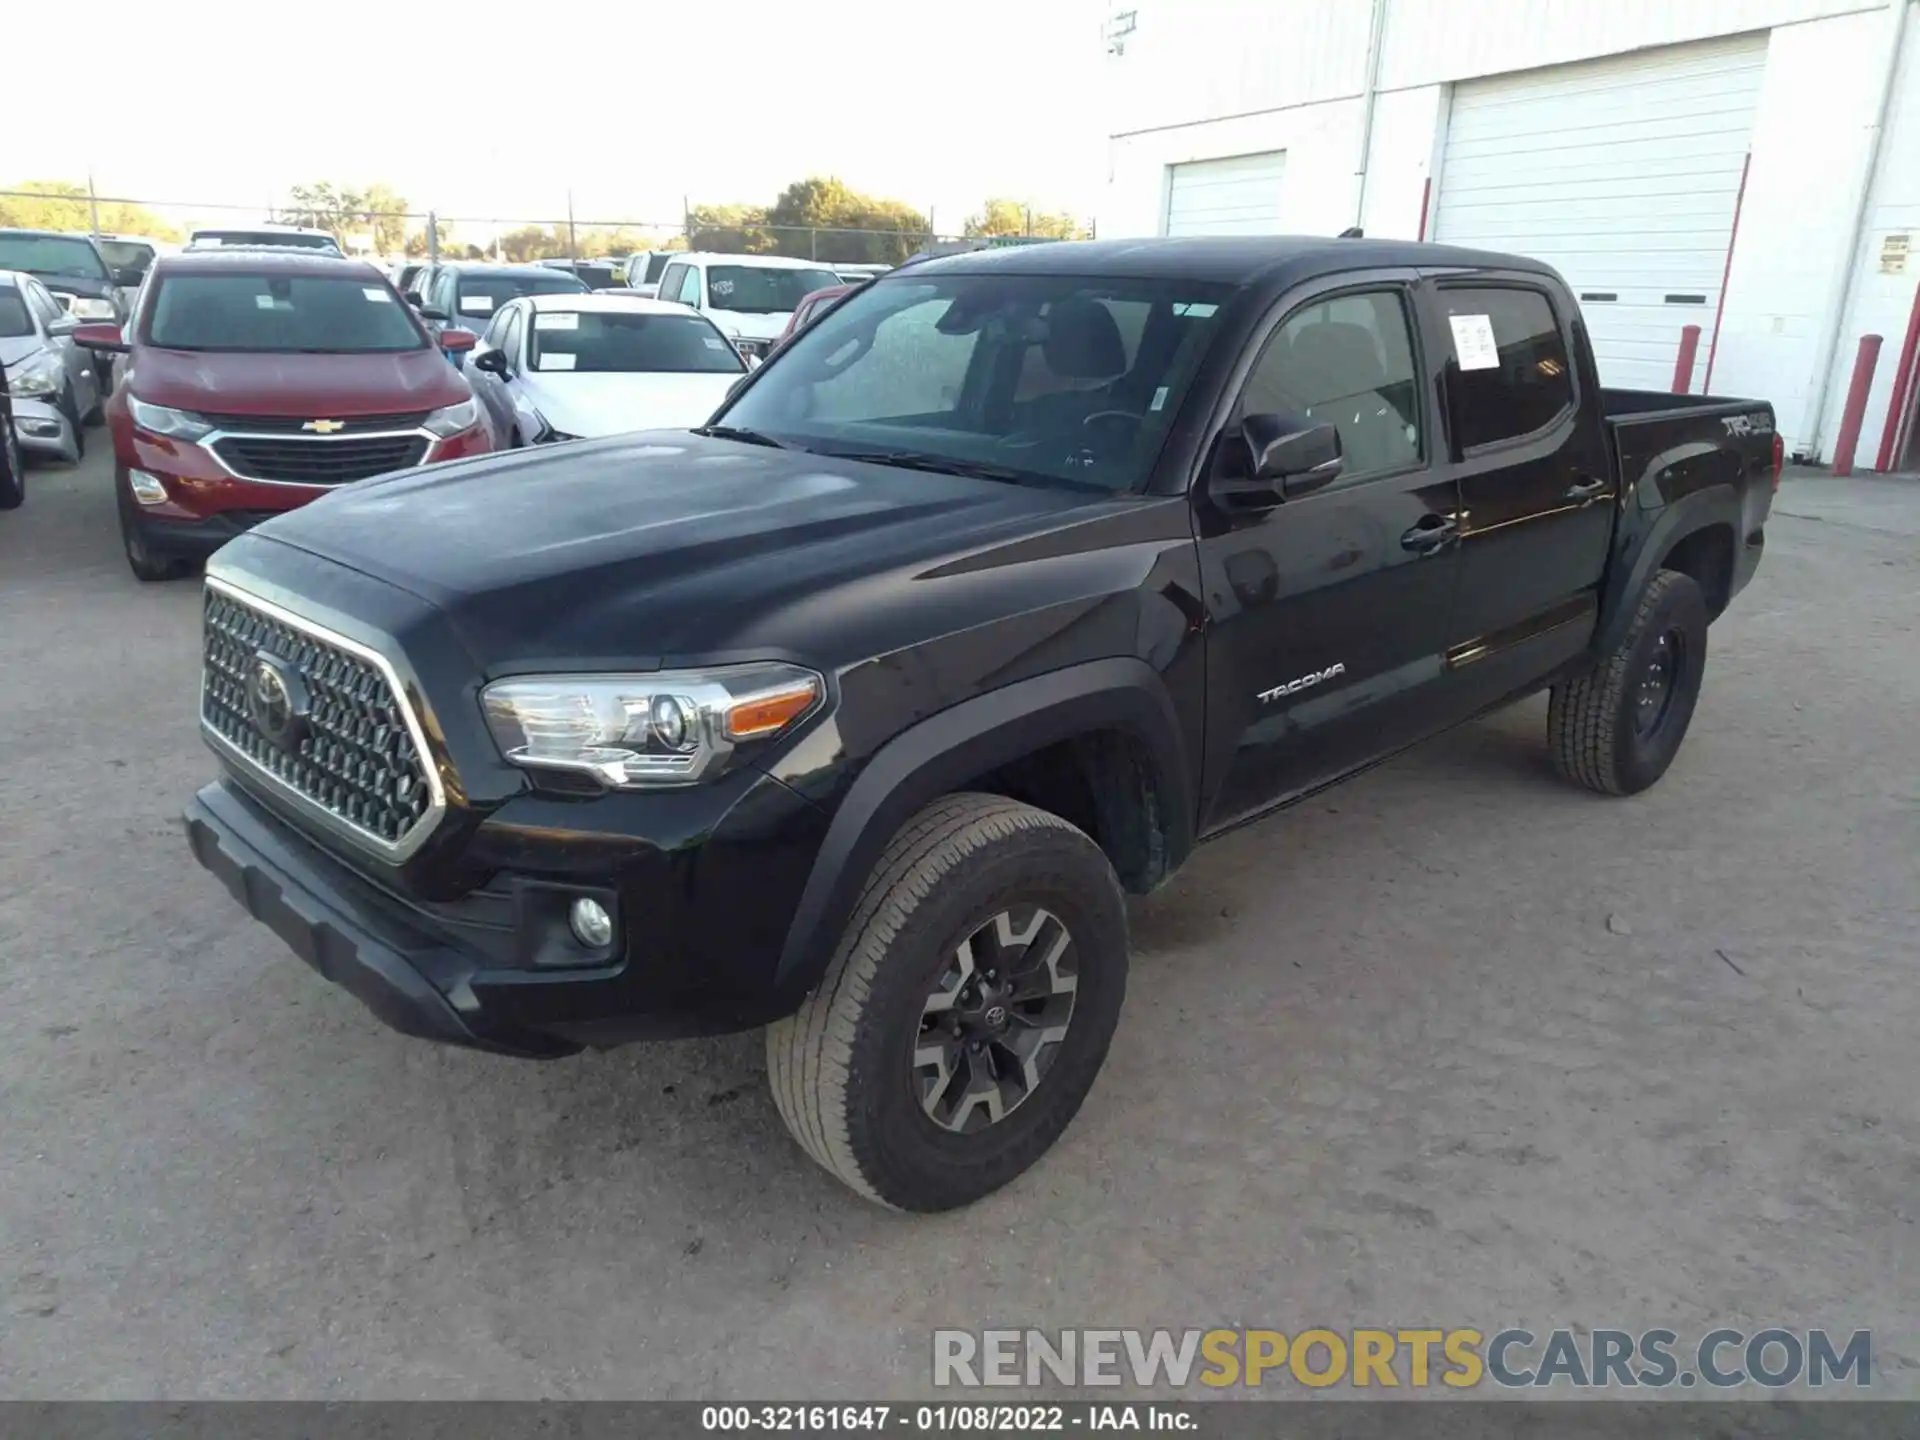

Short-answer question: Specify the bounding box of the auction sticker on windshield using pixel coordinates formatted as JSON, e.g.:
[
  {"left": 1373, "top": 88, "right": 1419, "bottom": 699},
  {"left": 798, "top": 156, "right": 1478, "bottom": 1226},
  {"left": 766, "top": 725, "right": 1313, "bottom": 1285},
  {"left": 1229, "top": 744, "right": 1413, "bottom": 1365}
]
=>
[
  {"left": 1449, "top": 313, "right": 1500, "bottom": 371},
  {"left": 535, "top": 312, "right": 579, "bottom": 330}
]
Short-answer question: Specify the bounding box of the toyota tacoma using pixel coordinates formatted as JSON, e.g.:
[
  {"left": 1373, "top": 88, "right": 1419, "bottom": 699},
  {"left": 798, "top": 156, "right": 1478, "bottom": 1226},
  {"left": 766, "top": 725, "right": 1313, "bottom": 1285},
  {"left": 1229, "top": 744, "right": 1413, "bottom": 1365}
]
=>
[{"left": 183, "top": 237, "right": 1778, "bottom": 1211}]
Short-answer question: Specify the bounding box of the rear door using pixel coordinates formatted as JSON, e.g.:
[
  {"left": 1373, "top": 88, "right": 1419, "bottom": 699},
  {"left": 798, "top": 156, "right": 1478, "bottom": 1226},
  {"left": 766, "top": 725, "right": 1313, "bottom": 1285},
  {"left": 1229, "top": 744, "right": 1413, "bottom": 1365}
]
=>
[
  {"left": 1195, "top": 272, "right": 1465, "bottom": 832},
  {"left": 1422, "top": 277, "right": 1614, "bottom": 705}
]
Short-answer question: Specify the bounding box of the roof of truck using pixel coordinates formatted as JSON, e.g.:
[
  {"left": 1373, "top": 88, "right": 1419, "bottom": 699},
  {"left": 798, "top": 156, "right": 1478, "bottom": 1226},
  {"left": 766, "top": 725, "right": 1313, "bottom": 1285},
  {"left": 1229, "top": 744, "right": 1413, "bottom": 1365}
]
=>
[{"left": 902, "top": 235, "right": 1557, "bottom": 286}]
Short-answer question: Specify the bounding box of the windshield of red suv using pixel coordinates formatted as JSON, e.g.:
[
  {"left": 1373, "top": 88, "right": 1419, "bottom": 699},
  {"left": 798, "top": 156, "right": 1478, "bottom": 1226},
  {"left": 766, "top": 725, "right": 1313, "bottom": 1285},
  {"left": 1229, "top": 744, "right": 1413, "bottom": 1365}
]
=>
[
  {"left": 145, "top": 273, "right": 427, "bottom": 353},
  {"left": 707, "top": 265, "right": 843, "bottom": 314},
  {"left": 715, "top": 272, "right": 1232, "bottom": 494},
  {"left": 0, "top": 234, "right": 110, "bottom": 281}
]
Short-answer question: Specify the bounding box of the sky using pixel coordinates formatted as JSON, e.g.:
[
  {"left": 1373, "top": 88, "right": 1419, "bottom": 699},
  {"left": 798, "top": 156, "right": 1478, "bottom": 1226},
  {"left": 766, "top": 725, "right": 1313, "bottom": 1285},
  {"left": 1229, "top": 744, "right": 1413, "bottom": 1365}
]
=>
[{"left": 13, "top": 0, "right": 1116, "bottom": 242}]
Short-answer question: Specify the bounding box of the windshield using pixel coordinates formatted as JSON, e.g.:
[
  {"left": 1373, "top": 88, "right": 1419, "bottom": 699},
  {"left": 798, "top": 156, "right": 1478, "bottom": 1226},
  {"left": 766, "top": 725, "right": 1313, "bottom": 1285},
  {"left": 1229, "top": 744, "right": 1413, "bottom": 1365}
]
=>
[
  {"left": 0, "top": 234, "right": 109, "bottom": 281},
  {"left": 146, "top": 273, "right": 426, "bottom": 353},
  {"left": 716, "top": 273, "right": 1232, "bottom": 493},
  {"left": 707, "top": 265, "right": 842, "bottom": 314},
  {"left": 192, "top": 230, "right": 340, "bottom": 253},
  {"left": 453, "top": 271, "right": 588, "bottom": 320},
  {"left": 528, "top": 309, "right": 747, "bottom": 374},
  {"left": 0, "top": 288, "right": 32, "bottom": 338},
  {"left": 98, "top": 240, "right": 157, "bottom": 274},
  {"left": 572, "top": 264, "right": 620, "bottom": 289}
]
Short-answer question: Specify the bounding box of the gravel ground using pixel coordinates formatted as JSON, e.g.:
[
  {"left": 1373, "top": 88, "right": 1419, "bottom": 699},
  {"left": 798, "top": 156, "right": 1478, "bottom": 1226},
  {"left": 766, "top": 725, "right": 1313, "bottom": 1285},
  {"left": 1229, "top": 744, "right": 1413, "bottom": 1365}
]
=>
[{"left": 1, "top": 448, "right": 1916, "bottom": 1400}]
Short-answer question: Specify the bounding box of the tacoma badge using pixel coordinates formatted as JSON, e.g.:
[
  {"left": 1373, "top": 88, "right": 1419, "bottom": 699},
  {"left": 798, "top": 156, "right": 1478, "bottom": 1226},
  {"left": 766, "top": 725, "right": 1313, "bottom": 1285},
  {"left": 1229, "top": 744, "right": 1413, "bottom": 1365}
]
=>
[{"left": 1258, "top": 663, "right": 1346, "bottom": 704}]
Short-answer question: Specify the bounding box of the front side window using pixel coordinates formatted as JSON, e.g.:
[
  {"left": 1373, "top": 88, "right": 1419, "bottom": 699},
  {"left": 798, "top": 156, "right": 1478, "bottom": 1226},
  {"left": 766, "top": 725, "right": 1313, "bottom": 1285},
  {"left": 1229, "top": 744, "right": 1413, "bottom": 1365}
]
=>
[
  {"left": 1241, "top": 288, "right": 1423, "bottom": 479},
  {"left": 527, "top": 309, "right": 747, "bottom": 374},
  {"left": 677, "top": 267, "right": 703, "bottom": 307},
  {"left": 0, "top": 286, "right": 32, "bottom": 338},
  {"left": 643, "top": 253, "right": 673, "bottom": 284},
  {"left": 1438, "top": 287, "right": 1573, "bottom": 451},
  {"left": 499, "top": 310, "right": 524, "bottom": 369},
  {"left": 0, "top": 234, "right": 109, "bottom": 281},
  {"left": 98, "top": 240, "right": 157, "bottom": 275},
  {"left": 707, "top": 265, "right": 843, "bottom": 314},
  {"left": 718, "top": 272, "right": 1233, "bottom": 494},
  {"left": 145, "top": 273, "right": 428, "bottom": 353},
  {"left": 657, "top": 264, "right": 687, "bottom": 303}
]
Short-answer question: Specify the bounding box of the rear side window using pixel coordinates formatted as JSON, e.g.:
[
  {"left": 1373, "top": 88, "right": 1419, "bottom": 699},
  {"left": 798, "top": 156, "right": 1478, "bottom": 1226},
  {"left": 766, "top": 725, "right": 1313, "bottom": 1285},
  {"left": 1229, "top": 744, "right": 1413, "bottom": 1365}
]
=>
[{"left": 1438, "top": 287, "right": 1573, "bottom": 451}]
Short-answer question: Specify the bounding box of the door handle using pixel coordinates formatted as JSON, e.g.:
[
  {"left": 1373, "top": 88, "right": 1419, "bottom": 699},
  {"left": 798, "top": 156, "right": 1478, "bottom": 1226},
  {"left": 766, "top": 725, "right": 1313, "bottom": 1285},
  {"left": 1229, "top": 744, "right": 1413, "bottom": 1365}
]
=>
[
  {"left": 1400, "top": 514, "right": 1459, "bottom": 554},
  {"left": 1564, "top": 476, "right": 1609, "bottom": 503}
]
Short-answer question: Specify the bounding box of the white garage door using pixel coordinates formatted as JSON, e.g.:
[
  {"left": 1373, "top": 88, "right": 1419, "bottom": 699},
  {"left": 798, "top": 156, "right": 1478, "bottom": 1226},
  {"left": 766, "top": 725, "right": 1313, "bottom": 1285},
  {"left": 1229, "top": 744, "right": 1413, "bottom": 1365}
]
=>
[
  {"left": 1433, "top": 35, "right": 1766, "bottom": 392},
  {"left": 1165, "top": 151, "right": 1287, "bottom": 236}
]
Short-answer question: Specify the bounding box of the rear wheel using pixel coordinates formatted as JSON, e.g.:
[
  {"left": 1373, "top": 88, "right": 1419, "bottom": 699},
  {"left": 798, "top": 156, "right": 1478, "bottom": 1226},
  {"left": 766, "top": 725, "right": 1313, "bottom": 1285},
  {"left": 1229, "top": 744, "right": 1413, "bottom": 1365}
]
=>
[
  {"left": 1548, "top": 569, "right": 1708, "bottom": 795},
  {"left": 767, "top": 794, "right": 1129, "bottom": 1211}
]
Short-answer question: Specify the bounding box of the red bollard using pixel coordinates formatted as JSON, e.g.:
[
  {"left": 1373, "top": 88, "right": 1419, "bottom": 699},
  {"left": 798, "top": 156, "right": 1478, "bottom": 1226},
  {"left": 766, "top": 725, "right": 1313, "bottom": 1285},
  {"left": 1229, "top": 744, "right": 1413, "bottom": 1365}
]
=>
[
  {"left": 1831, "top": 334, "right": 1884, "bottom": 477},
  {"left": 1672, "top": 324, "right": 1702, "bottom": 394},
  {"left": 1875, "top": 285, "right": 1920, "bottom": 472}
]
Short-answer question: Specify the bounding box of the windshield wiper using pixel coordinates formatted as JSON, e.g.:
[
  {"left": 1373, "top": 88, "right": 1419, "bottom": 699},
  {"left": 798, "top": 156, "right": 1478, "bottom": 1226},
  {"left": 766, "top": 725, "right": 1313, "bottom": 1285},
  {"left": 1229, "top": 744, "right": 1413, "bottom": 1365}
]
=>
[
  {"left": 813, "top": 449, "right": 1030, "bottom": 485},
  {"left": 693, "top": 423, "right": 788, "bottom": 449}
]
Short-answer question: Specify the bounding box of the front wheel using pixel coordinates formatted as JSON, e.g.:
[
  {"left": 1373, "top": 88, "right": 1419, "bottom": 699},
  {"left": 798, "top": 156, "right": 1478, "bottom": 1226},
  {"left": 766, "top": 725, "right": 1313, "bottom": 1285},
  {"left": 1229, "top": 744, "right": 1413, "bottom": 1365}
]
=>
[
  {"left": 1548, "top": 569, "right": 1708, "bottom": 795},
  {"left": 767, "top": 793, "right": 1129, "bottom": 1211},
  {"left": 117, "top": 473, "right": 193, "bottom": 582},
  {"left": 0, "top": 411, "right": 23, "bottom": 509},
  {"left": 60, "top": 381, "right": 86, "bottom": 461}
]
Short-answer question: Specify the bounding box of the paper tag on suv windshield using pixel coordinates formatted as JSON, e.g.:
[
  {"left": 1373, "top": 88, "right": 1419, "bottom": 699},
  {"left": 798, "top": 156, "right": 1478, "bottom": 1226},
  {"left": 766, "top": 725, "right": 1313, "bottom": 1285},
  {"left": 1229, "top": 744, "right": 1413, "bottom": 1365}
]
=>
[
  {"left": 363, "top": 287, "right": 392, "bottom": 303},
  {"left": 460, "top": 296, "right": 494, "bottom": 313},
  {"left": 535, "top": 312, "right": 579, "bottom": 330},
  {"left": 1449, "top": 313, "right": 1500, "bottom": 371},
  {"left": 253, "top": 295, "right": 291, "bottom": 311},
  {"left": 703, "top": 338, "right": 727, "bottom": 350},
  {"left": 541, "top": 353, "right": 577, "bottom": 370}
]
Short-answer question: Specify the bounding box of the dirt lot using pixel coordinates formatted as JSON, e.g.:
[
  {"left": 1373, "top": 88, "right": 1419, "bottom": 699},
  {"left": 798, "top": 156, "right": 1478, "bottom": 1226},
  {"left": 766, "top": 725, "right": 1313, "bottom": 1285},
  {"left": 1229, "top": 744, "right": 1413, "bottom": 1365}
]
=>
[{"left": 1, "top": 446, "right": 1916, "bottom": 1399}]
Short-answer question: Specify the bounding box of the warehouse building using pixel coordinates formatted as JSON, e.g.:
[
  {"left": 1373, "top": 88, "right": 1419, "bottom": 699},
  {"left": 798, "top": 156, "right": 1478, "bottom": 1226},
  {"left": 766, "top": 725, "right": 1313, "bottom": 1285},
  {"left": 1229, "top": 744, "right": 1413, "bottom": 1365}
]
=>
[{"left": 1101, "top": 0, "right": 1920, "bottom": 466}]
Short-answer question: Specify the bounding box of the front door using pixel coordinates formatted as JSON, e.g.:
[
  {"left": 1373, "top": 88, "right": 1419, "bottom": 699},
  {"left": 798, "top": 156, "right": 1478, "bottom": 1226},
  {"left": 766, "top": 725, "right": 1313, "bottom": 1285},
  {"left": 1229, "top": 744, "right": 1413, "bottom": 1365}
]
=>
[{"left": 1196, "top": 277, "right": 1464, "bottom": 833}]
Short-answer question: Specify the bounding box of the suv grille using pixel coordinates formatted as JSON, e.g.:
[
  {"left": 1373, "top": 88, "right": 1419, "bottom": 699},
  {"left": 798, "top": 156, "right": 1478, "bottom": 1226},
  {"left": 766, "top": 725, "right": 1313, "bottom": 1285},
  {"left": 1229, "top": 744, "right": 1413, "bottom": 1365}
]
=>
[
  {"left": 201, "top": 586, "right": 437, "bottom": 852},
  {"left": 211, "top": 434, "right": 429, "bottom": 486},
  {"left": 200, "top": 411, "right": 432, "bottom": 434}
]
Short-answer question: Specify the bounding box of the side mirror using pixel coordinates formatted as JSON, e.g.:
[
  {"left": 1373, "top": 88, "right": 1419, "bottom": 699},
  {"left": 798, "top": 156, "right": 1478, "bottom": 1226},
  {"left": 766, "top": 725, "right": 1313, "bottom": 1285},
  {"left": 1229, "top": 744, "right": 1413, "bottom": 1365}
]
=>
[
  {"left": 418, "top": 306, "right": 448, "bottom": 323},
  {"left": 404, "top": 291, "right": 424, "bottom": 308},
  {"left": 440, "top": 328, "right": 479, "bottom": 354},
  {"left": 113, "top": 266, "right": 144, "bottom": 287},
  {"left": 471, "top": 346, "right": 508, "bottom": 374},
  {"left": 1208, "top": 414, "right": 1343, "bottom": 509},
  {"left": 70, "top": 322, "right": 129, "bottom": 352}
]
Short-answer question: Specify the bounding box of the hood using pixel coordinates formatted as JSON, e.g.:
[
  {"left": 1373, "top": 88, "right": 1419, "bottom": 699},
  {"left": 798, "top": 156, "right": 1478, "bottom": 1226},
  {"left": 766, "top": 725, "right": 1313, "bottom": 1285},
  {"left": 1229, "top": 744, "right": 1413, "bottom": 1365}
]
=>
[
  {"left": 519, "top": 371, "right": 737, "bottom": 437},
  {"left": 244, "top": 431, "right": 1120, "bottom": 663},
  {"left": 128, "top": 345, "right": 470, "bottom": 417},
  {"left": 706, "top": 310, "right": 790, "bottom": 342}
]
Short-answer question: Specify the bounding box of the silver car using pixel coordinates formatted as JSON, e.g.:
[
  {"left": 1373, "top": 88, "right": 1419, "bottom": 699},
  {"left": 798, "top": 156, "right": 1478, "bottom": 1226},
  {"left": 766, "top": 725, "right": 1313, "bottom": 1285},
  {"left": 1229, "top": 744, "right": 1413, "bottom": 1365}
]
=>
[{"left": 0, "top": 268, "right": 102, "bottom": 464}]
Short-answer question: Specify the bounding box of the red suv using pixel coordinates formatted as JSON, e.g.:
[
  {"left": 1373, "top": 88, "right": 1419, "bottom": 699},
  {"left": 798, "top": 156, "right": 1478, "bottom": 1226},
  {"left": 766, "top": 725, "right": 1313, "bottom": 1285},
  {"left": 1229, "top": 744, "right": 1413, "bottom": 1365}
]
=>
[{"left": 75, "top": 250, "right": 491, "bottom": 581}]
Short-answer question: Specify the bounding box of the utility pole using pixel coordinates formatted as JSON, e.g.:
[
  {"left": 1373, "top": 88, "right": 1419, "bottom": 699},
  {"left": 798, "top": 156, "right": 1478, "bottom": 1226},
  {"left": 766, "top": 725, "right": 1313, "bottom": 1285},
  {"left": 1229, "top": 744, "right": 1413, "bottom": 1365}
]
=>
[
  {"left": 683, "top": 195, "right": 693, "bottom": 249},
  {"left": 566, "top": 189, "right": 578, "bottom": 260},
  {"left": 87, "top": 173, "right": 101, "bottom": 236},
  {"left": 427, "top": 209, "right": 440, "bottom": 264}
]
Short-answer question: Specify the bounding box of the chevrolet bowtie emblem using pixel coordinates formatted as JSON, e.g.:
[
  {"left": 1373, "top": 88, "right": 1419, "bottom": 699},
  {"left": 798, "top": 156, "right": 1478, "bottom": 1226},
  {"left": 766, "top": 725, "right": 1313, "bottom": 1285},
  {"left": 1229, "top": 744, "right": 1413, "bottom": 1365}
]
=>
[{"left": 302, "top": 418, "right": 346, "bottom": 434}]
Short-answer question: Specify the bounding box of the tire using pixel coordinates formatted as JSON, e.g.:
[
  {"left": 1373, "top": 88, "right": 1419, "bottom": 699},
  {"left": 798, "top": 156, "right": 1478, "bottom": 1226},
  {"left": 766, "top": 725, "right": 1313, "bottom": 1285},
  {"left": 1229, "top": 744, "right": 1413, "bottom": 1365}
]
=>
[
  {"left": 60, "top": 381, "right": 86, "bottom": 462},
  {"left": 0, "top": 409, "right": 23, "bottom": 510},
  {"left": 1548, "top": 569, "right": 1709, "bottom": 796},
  {"left": 767, "top": 793, "right": 1129, "bottom": 1212},
  {"left": 116, "top": 473, "right": 193, "bottom": 582}
]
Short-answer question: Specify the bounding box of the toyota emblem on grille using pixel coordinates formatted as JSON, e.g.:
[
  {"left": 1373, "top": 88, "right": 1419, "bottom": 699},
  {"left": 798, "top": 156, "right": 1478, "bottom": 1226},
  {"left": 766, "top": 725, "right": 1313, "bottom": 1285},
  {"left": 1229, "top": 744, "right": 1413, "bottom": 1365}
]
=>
[
  {"left": 247, "top": 652, "right": 310, "bottom": 751},
  {"left": 302, "top": 418, "right": 346, "bottom": 434}
]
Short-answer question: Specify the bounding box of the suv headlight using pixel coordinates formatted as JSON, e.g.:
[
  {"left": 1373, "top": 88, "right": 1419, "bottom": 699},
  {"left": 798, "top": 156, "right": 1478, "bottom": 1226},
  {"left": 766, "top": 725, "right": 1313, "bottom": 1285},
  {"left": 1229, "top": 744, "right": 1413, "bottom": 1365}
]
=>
[
  {"left": 67, "top": 296, "right": 117, "bottom": 320},
  {"left": 422, "top": 397, "right": 479, "bottom": 438},
  {"left": 5, "top": 354, "right": 60, "bottom": 398},
  {"left": 128, "top": 396, "right": 213, "bottom": 440},
  {"left": 481, "top": 664, "right": 823, "bottom": 788}
]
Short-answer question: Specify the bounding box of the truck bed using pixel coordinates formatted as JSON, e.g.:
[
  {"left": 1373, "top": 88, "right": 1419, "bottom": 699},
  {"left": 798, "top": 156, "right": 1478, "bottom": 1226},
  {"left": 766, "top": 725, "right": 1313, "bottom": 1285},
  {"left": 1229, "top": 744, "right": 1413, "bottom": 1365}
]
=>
[{"left": 1599, "top": 387, "right": 1776, "bottom": 497}]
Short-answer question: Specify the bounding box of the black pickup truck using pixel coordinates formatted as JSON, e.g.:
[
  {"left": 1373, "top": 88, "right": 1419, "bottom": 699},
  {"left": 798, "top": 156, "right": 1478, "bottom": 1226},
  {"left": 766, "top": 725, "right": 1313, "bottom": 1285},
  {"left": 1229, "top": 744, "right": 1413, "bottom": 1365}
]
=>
[{"left": 183, "top": 237, "right": 1778, "bottom": 1211}]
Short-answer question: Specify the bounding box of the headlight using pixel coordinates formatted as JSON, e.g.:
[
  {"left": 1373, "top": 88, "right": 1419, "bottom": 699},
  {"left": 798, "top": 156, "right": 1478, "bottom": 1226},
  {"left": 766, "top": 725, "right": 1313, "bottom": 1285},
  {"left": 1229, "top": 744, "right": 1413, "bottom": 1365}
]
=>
[
  {"left": 481, "top": 664, "right": 823, "bottom": 788},
  {"left": 5, "top": 355, "right": 60, "bottom": 398},
  {"left": 422, "top": 397, "right": 479, "bottom": 438},
  {"left": 128, "top": 396, "right": 213, "bottom": 440},
  {"left": 67, "top": 296, "right": 117, "bottom": 320}
]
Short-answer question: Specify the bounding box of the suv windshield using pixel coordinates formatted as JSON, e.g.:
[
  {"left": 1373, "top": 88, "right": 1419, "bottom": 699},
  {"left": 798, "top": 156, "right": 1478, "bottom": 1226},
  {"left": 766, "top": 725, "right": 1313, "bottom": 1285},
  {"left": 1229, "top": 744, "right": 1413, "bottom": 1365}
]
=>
[
  {"left": 708, "top": 265, "right": 842, "bottom": 314},
  {"left": 192, "top": 230, "right": 340, "bottom": 253},
  {"left": 98, "top": 240, "right": 157, "bottom": 274},
  {"left": 0, "top": 234, "right": 109, "bottom": 281},
  {"left": 453, "top": 271, "right": 588, "bottom": 321},
  {"left": 716, "top": 272, "right": 1232, "bottom": 493},
  {"left": 146, "top": 273, "right": 426, "bottom": 353},
  {"left": 529, "top": 309, "right": 747, "bottom": 373}
]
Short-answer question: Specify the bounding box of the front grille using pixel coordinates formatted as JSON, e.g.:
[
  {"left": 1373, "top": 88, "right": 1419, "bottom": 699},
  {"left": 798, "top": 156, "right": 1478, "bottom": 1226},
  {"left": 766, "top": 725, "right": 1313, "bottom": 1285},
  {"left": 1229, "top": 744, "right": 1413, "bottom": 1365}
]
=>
[
  {"left": 201, "top": 587, "right": 436, "bottom": 851},
  {"left": 199, "top": 410, "right": 432, "bottom": 434},
  {"left": 211, "top": 434, "right": 428, "bottom": 485}
]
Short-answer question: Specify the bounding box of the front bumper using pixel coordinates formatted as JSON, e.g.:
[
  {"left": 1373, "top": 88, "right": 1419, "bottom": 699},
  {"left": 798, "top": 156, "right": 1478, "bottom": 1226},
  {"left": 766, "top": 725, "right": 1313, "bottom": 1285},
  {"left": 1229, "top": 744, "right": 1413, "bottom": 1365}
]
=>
[{"left": 11, "top": 399, "right": 77, "bottom": 461}]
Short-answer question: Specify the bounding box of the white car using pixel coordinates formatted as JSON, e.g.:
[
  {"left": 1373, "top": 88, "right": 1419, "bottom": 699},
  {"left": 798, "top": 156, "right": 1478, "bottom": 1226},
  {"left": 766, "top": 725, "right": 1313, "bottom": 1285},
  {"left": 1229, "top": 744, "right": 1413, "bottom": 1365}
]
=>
[
  {"left": 185, "top": 224, "right": 341, "bottom": 255},
  {"left": 651, "top": 252, "right": 843, "bottom": 362},
  {"left": 464, "top": 292, "right": 750, "bottom": 444}
]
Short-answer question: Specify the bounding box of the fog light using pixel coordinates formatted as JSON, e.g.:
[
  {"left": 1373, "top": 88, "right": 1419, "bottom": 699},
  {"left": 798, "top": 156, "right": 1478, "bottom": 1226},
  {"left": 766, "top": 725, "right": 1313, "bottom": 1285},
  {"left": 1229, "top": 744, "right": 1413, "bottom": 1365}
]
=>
[
  {"left": 128, "top": 469, "right": 169, "bottom": 506},
  {"left": 568, "top": 897, "right": 614, "bottom": 949}
]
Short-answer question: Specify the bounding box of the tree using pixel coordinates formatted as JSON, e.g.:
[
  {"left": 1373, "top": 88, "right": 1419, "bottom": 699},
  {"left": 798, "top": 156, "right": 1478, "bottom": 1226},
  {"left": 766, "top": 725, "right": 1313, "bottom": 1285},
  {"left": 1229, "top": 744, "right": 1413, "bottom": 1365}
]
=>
[
  {"left": 0, "top": 180, "right": 182, "bottom": 241},
  {"left": 362, "top": 183, "right": 412, "bottom": 255},
  {"left": 964, "top": 198, "right": 1085, "bottom": 241},
  {"left": 687, "top": 203, "right": 776, "bottom": 255},
  {"left": 280, "top": 180, "right": 415, "bottom": 254},
  {"left": 764, "top": 176, "right": 929, "bottom": 264}
]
